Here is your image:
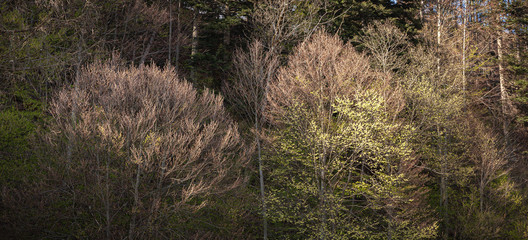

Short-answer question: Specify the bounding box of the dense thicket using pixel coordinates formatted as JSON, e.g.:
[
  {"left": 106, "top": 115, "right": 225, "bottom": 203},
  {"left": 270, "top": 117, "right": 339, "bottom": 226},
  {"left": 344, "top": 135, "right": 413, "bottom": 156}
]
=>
[{"left": 1, "top": 0, "right": 527, "bottom": 239}]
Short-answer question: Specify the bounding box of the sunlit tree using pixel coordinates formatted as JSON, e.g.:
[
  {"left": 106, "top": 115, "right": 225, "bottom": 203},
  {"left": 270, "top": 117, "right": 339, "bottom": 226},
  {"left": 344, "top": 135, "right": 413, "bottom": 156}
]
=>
[{"left": 49, "top": 59, "right": 248, "bottom": 239}]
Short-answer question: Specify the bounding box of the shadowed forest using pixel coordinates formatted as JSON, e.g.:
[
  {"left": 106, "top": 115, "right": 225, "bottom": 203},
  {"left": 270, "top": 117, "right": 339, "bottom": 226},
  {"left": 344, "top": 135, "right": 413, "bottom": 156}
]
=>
[{"left": 1, "top": 0, "right": 528, "bottom": 239}]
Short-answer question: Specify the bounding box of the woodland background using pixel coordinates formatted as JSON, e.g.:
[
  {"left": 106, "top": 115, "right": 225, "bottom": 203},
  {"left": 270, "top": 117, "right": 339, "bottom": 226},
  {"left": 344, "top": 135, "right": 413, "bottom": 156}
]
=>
[{"left": 1, "top": 0, "right": 528, "bottom": 239}]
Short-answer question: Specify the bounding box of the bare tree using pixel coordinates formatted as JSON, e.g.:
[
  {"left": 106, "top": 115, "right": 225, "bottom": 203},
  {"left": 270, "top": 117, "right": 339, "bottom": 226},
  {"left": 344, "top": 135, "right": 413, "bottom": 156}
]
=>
[
  {"left": 166, "top": 0, "right": 189, "bottom": 72},
  {"left": 252, "top": 0, "right": 325, "bottom": 53},
  {"left": 224, "top": 1, "right": 327, "bottom": 239},
  {"left": 491, "top": 0, "right": 513, "bottom": 145},
  {"left": 471, "top": 125, "right": 509, "bottom": 213},
  {"left": 223, "top": 40, "right": 278, "bottom": 240},
  {"left": 137, "top": 1, "right": 170, "bottom": 65},
  {"left": 359, "top": 20, "right": 409, "bottom": 77},
  {"left": 49, "top": 58, "right": 248, "bottom": 239}
]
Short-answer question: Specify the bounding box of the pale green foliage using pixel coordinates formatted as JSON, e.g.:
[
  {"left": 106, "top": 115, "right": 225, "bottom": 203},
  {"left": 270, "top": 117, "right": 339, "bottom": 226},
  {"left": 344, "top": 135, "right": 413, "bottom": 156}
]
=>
[
  {"left": 267, "top": 91, "right": 436, "bottom": 239},
  {"left": 265, "top": 31, "right": 436, "bottom": 239},
  {"left": 401, "top": 45, "right": 468, "bottom": 180}
]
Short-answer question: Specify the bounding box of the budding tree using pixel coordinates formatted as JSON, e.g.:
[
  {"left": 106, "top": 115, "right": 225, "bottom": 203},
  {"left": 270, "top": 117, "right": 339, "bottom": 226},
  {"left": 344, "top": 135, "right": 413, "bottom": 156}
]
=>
[
  {"left": 264, "top": 31, "right": 436, "bottom": 239},
  {"left": 223, "top": 1, "right": 326, "bottom": 239}
]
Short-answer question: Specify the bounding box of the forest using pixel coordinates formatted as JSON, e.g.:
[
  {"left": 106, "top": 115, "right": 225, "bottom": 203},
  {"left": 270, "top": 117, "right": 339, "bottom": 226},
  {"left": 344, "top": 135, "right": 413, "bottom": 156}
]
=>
[{"left": 1, "top": 0, "right": 527, "bottom": 239}]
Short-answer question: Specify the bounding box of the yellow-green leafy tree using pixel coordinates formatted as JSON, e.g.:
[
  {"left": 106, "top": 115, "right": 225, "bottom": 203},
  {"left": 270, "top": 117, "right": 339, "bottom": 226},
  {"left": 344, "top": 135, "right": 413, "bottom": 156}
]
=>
[{"left": 264, "top": 31, "right": 437, "bottom": 239}]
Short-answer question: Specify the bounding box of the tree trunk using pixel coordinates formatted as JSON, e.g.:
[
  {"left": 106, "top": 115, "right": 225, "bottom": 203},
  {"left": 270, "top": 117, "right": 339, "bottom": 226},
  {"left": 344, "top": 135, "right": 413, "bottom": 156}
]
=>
[
  {"left": 151, "top": 157, "right": 167, "bottom": 239},
  {"left": 191, "top": 9, "right": 199, "bottom": 83},
  {"left": 497, "top": 33, "right": 509, "bottom": 141},
  {"left": 192, "top": 11, "right": 198, "bottom": 56},
  {"left": 175, "top": 0, "right": 181, "bottom": 72},
  {"left": 437, "top": 125, "right": 449, "bottom": 239},
  {"left": 479, "top": 175, "right": 485, "bottom": 213},
  {"left": 168, "top": 0, "right": 172, "bottom": 63},
  {"left": 320, "top": 154, "right": 326, "bottom": 240},
  {"left": 105, "top": 154, "right": 111, "bottom": 240},
  {"left": 437, "top": 8, "right": 441, "bottom": 77},
  {"left": 129, "top": 164, "right": 141, "bottom": 240},
  {"left": 436, "top": 9, "right": 449, "bottom": 234},
  {"left": 436, "top": 4, "right": 447, "bottom": 216},
  {"left": 140, "top": 31, "right": 156, "bottom": 65},
  {"left": 462, "top": 0, "right": 467, "bottom": 91},
  {"left": 318, "top": 90, "right": 327, "bottom": 240},
  {"left": 256, "top": 45, "right": 278, "bottom": 240},
  {"left": 255, "top": 117, "right": 268, "bottom": 240},
  {"left": 420, "top": 0, "right": 424, "bottom": 21},
  {"left": 223, "top": 3, "right": 231, "bottom": 47}
]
